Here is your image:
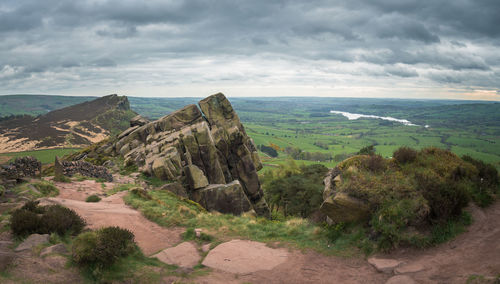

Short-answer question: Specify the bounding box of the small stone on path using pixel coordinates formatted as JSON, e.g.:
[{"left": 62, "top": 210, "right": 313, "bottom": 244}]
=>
[
  {"left": 15, "top": 234, "right": 50, "bottom": 252},
  {"left": 386, "top": 275, "right": 417, "bottom": 284},
  {"left": 202, "top": 239, "right": 289, "bottom": 274},
  {"left": 367, "top": 257, "right": 403, "bottom": 274},
  {"left": 202, "top": 243, "right": 211, "bottom": 253},
  {"left": 153, "top": 242, "right": 200, "bottom": 268},
  {"left": 395, "top": 263, "right": 425, "bottom": 274}
]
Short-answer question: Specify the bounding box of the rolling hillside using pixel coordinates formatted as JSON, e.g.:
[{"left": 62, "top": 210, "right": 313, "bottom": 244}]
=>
[{"left": 0, "top": 95, "right": 136, "bottom": 153}]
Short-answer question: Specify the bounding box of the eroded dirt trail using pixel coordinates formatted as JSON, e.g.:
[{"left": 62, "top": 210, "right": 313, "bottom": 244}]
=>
[
  {"left": 385, "top": 202, "right": 500, "bottom": 283},
  {"left": 44, "top": 179, "right": 184, "bottom": 256},
  {"left": 42, "top": 178, "right": 500, "bottom": 283}
]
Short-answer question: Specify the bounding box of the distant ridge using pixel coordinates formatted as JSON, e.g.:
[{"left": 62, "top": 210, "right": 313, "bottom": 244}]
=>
[{"left": 0, "top": 94, "right": 136, "bottom": 153}]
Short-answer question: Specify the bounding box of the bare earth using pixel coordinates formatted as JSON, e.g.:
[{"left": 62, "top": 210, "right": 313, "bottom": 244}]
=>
[
  {"left": 26, "top": 179, "right": 500, "bottom": 283},
  {"left": 43, "top": 179, "right": 184, "bottom": 256}
]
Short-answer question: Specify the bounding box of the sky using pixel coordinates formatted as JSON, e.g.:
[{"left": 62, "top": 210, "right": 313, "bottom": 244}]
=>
[{"left": 1, "top": 0, "right": 500, "bottom": 100}]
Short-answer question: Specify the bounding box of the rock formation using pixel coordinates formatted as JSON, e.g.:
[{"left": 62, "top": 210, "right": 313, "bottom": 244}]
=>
[
  {"left": 92, "top": 93, "right": 270, "bottom": 216},
  {"left": 320, "top": 161, "right": 371, "bottom": 223}
]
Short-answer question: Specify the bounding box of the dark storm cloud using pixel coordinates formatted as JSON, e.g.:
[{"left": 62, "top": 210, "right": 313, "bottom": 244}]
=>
[{"left": 0, "top": 0, "right": 499, "bottom": 97}]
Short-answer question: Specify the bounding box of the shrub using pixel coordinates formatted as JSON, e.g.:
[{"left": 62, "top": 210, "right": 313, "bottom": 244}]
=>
[
  {"left": 72, "top": 227, "right": 136, "bottom": 268},
  {"left": 393, "top": 147, "right": 417, "bottom": 164},
  {"left": 86, "top": 195, "right": 101, "bottom": 202},
  {"left": 11, "top": 202, "right": 85, "bottom": 237},
  {"left": 415, "top": 170, "right": 469, "bottom": 221},
  {"left": 358, "top": 145, "right": 375, "bottom": 156},
  {"left": 365, "top": 155, "right": 386, "bottom": 172},
  {"left": 40, "top": 205, "right": 86, "bottom": 235},
  {"left": 95, "top": 227, "right": 135, "bottom": 266},
  {"left": 72, "top": 231, "right": 98, "bottom": 265},
  {"left": 10, "top": 209, "right": 41, "bottom": 237}
]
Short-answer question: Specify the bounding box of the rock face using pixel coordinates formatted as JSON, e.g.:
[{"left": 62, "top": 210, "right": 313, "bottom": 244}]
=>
[
  {"left": 55, "top": 156, "right": 113, "bottom": 182},
  {"left": 191, "top": 181, "right": 252, "bottom": 215},
  {"left": 320, "top": 166, "right": 370, "bottom": 223},
  {"left": 95, "top": 93, "right": 270, "bottom": 216}
]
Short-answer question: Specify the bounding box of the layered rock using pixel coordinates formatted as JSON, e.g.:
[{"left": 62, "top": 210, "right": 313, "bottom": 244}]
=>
[{"left": 96, "top": 93, "right": 270, "bottom": 216}]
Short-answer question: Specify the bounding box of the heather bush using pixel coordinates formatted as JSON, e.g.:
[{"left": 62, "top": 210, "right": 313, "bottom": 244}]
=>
[
  {"left": 11, "top": 202, "right": 85, "bottom": 237},
  {"left": 85, "top": 194, "right": 101, "bottom": 202},
  {"left": 40, "top": 205, "right": 86, "bottom": 235},
  {"left": 72, "top": 226, "right": 136, "bottom": 269},
  {"left": 393, "top": 147, "right": 417, "bottom": 164}
]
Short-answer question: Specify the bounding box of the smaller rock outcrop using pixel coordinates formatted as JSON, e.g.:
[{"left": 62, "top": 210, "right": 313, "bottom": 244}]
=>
[
  {"left": 55, "top": 156, "right": 113, "bottom": 182},
  {"left": 320, "top": 166, "right": 370, "bottom": 223},
  {"left": 130, "top": 115, "right": 149, "bottom": 127}
]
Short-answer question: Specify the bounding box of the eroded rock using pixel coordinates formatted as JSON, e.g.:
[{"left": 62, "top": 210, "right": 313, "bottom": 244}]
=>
[
  {"left": 153, "top": 242, "right": 200, "bottom": 268},
  {"left": 15, "top": 234, "right": 50, "bottom": 252},
  {"left": 191, "top": 181, "right": 252, "bottom": 215},
  {"left": 88, "top": 93, "right": 270, "bottom": 217}
]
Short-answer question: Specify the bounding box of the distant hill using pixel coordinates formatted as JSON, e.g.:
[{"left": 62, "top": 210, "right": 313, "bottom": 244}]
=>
[
  {"left": 0, "top": 95, "right": 136, "bottom": 153},
  {"left": 0, "top": 95, "right": 95, "bottom": 117}
]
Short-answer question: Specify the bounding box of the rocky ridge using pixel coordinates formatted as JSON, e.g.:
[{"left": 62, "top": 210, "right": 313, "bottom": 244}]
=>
[
  {"left": 87, "top": 93, "right": 270, "bottom": 216},
  {"left": 0, "top": 94, "right": 136, "bottom": 152}
]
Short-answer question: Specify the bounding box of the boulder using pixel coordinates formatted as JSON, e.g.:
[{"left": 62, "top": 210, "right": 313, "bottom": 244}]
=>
[
  {"left": 15, "top": 234, "right": 50, "bottom": 252},
  {"left": 367, "top": 257, "right": 403, "bottom": 274},
  {"left": 40, "top": 243, "right": 68, "bottom": 257},
  {"left": 159, "top": 182, "right": 188, "bottom": 198},
  {"left": 386, "top": 275, "right": 416, "bottom": 284},
  {"left": 320, "top": 192, "right": 370, "bottom": 223},
  {"left": 191, "top": 181, "right": 252, "bottom": 215},
  {"left": 184, "top": 165, "right": 209, "bottom": 190},
  {"left": 130, "top": 115, "right": 149, "bottom": 127},
  {"left": 153, "top": 242, "right": 200, "bottom": 268}
]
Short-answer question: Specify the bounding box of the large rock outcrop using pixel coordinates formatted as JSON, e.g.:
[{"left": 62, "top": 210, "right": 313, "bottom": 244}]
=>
[{"left": 96, "top": 93, "right": 270, "bottom": 216}]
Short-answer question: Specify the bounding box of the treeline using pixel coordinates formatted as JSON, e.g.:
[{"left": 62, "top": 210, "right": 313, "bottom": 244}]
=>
[
  {"left": 284, "top": 147, "right": 332, "bottom": 162},
  {"left": 257, "top": 144, "right": 278, "bottom": 157}
]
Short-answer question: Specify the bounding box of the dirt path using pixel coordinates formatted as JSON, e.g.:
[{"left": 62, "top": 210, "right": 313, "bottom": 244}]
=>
[
  {"left": 44, "top": 179, "right": 184, "bottom": 256},
  {"left": 385, "top": 203, "right": 500, "bottom": 283},
  {"left": 42, "top": 178, "right": 500, "bottom": 283}
]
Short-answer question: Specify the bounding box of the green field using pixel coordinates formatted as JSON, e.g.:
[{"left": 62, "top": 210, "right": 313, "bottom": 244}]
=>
[
  {"left": 1, "top": 95, "right": 498, "bottom": 170},
  {"left": 0, "top": 148, "right": 80, "bottom": 164}
]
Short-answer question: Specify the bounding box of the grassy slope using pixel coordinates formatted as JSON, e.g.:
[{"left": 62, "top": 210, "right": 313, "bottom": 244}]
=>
[{"left": 0, "top": 148, "right": 80, "bottom": 164}]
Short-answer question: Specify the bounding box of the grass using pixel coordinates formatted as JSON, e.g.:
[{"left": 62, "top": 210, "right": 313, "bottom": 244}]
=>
[
  {"left": 85, "top": 195, "right": 101, "bottom": 203},
  {"left": 0, "top": 148, "right": 80, "bottom": 164},
  {"left": 124, "top": 189, "right": 373, "bottom": 257},
  {"left": 105, "top": 183, "right": 137, "bottom": 196},
  {"left": 9, "top": 180, "right": 59, "bottom": 199}
]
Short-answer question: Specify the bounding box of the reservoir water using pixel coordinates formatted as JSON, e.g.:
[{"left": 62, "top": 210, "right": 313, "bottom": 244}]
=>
[{"left": 330, "top": 110, "right": 424, "bottom": 127}]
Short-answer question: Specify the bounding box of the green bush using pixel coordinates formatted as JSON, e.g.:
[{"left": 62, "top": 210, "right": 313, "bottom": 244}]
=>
[
  {"left": 393, "top": 147, "right": 417, "bottom": 164},
  {"left": 11, "top": 202, "right": 85, "bottom": 237},
  {"left": 72, "top": 231, "right": 98, "bottom": 265},
  {"left": 72, "top": 227, "right": 136, "bottom": 269},
  {"left": 86, "top": 195, "right": 101, "bottom": 202},
  {"left": 415, "top": 170, "right": 469, "bottom": 221},
  {"left": 40, "top": 205, "right": 86, "bottom": 235},
  {"left": 365, "top": 155, "right": 387, "bottom": 172},
  {"left": 10, "top": 209, "right": 41, "bottom": 237}
]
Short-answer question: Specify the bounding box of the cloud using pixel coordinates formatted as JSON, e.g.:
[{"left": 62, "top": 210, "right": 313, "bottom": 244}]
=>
[{"left": 0, "top": 0, "right": 498, "bottom": 100}]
